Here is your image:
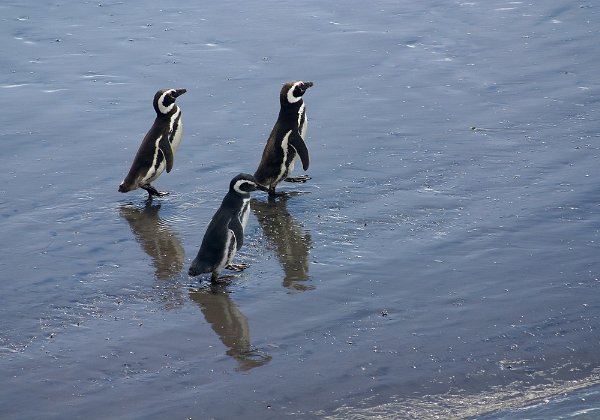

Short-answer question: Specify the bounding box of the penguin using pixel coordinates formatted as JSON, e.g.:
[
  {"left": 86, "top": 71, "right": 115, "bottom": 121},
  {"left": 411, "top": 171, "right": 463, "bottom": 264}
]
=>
[
  {"left": 254, "top": 81, "right": 313, "bottom": 196},
  {"left": 188, "top": 173, "right": 267, "bottom": 283},
  {"left": 118, "top": 88, "right": 186, "bottom": 198}
]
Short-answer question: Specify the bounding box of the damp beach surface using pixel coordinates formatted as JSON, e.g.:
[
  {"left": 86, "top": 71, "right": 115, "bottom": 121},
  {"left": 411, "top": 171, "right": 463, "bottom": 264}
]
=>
[{"left": 1, "top": 1, "right": 600, "bottom": 418}]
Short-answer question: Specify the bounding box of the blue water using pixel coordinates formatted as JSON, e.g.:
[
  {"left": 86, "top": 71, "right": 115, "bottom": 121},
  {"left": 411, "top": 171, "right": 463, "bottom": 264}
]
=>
[{"left": 1, "top": 0, "right": 599, "bottom": 418}]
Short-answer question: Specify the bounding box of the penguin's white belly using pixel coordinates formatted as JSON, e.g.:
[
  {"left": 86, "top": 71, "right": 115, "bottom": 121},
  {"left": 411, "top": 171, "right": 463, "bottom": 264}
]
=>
[
  {"left": 240, "top": 199, "right": 250, "bottom": 230},
  {"left": 219, "top": 229, "right": 237, "bottom": 269},
  {"left": 299, "top": 111, "right": 308, "bottom": 139},
  {"left": 170, "top": 117, "right": 183, "bottom": 153}
]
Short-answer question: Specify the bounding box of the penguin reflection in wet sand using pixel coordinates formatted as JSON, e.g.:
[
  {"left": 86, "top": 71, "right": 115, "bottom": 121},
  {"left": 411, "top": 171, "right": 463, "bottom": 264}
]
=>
[
  {"left": 118, "top": 88, "right": 186, "bottom": 198},
  {"left": 254, "top": 81, "right": 313, "bottom": 196},
  {"left": 188, "top": 174, "right": 267, "bottom": 283}
]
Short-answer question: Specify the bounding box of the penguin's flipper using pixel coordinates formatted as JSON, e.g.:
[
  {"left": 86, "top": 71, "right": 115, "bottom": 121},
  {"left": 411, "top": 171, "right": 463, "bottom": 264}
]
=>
[
  {"left": 228, "top": 218, "right": 244, "bottom": 250},
  {"left": 289, "top": 131, "right": 310, "bottom": 171},
  {"left": 159, "top": 134, "right": 174, "bottom": 173}
]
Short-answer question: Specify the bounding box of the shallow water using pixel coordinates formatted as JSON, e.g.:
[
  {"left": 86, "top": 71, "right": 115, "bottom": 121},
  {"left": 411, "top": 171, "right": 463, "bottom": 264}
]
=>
[{"left": 1, "top": 0, "right": 599, "bottom": 418}]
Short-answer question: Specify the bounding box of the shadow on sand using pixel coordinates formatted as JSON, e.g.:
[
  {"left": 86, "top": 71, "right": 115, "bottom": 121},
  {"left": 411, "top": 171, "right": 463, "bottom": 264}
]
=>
[
  {"left": 189, "top": 284, "right": 272, "bottom": 371},
  {"left": 119, "top": 201, "right": 186, "bottom": 280},
  {"left": 251, "top": 194, "right": 313, "bottom": 292}
]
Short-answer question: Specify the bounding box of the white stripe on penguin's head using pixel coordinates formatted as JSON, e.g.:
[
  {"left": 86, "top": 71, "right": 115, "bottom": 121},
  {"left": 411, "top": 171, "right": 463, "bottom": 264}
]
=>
[
  {"left": 233, "top": 179, "right": 257, "bottom": 195},
  {"left": 286, "top": 82, "right": 304, "bottom": 104},
  {"left": 157, "top": 89, "right": 176, "bottom": 114}
]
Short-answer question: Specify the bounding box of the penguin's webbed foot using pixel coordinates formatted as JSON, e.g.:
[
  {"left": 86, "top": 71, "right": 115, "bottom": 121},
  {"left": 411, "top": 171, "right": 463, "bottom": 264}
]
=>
[
  {"left": 284, "top": 175, "right": 311, "bottom": 183},
  {"left": 141, "top": 184, "right": 169, "bottom": 197},
  {"left": 211, "top": 273, "right": 236, "bottom": 284},
  {"left": 226, "top": 263, "right": 249, "bottom": 272}
]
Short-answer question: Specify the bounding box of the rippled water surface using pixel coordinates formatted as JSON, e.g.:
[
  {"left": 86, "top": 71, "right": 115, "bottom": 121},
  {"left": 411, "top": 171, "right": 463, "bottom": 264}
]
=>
[{"left": 1, "top": 0, "right": 599, "bottom": 418}]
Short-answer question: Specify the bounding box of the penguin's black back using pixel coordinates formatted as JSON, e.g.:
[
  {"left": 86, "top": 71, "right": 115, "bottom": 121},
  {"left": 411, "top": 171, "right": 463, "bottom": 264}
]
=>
[
  {"left": 254, "top": 102, "right": 303, "bottom": 183},
  {"left": 191, "top": 191, "right": 244, "bottom": 271},
  {"left": 120, "top": 119, "right": 168, "bottom": 189}
]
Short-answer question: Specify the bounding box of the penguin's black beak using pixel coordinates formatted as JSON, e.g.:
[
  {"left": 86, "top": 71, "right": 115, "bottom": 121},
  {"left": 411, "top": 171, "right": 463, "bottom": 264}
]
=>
[
  {"left": 173, "top": 88, "right": 187, "bottom": 98},
  {"left": 300, "top": 82, "right": 313, "bottom": 93}
]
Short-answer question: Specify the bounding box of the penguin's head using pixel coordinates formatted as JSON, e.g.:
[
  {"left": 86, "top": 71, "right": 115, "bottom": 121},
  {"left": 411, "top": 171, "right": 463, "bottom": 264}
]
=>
[
  {"left": 230, "top": 173, "right": 269, "bottom": 195},
  {"left": 281, "top": 81, "right": 313, "bottom": 106},
  {"left": 153, "top": 88, "right": 187, "bottom": 115}
]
